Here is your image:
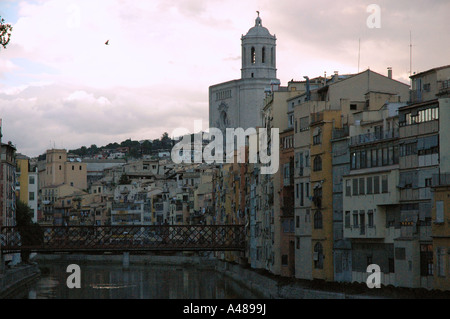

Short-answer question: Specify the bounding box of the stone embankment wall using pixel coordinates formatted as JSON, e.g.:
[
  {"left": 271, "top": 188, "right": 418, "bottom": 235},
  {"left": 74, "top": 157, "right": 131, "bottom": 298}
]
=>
[{"left": 0, "top": 264, "right": 41, "bottom": 298}]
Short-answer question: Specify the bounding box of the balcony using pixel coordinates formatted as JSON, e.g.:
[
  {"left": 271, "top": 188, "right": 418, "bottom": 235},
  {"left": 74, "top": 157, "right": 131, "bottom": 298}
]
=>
[
  {"left": 332, "top": 126, "right": 349, "bottom": 139},
  {"left": 349, "top": 129, "right": 398, "bottom": 146},
  {"left": 310, "top": 112, "right": 324, "bottom": 125},
  {"left": 432, "top": 173, "right": 450, "bottom": 187},
  {"left": 344, "top": 224, "right": 385, "bottom": 239},
  {"left": 437, "top": 80, "right": 450, "bottom": 97},
  {"left": 112, "top": 202, "right": 142, "bottom": 211}
]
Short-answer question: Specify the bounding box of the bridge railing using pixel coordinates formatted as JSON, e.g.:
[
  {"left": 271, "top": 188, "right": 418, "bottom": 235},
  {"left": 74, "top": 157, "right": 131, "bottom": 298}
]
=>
[{"left": 0, "top": 225, "right": 245, "bottom": 253}]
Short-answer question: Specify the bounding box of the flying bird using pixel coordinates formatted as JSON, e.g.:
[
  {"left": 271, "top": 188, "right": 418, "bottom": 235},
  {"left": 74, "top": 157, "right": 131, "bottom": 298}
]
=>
[{"left": 105, "top": 40, "right": 109, "bottom": 45}]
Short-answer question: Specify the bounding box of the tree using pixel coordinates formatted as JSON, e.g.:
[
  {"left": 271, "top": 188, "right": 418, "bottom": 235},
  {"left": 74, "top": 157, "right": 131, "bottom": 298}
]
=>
[
  {"left": 160, "top": 132, "right": 172, "bottom": 149},
  {"left": 0, "top": 16, "right": 12, "bottom": 50},
  {"left": 119, "top": 173, "right": 130, "bottom": 185},
  {"left": 16, "top": 201, "right": 43, "bottom": 263}
]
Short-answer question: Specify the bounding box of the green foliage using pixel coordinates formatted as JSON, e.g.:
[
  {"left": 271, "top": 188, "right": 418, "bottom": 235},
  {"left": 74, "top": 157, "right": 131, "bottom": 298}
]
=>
[
  {"left": 0, "top": 16, "right": 12, "bottom": 50},
  {"left": 119, "top": 173, "right": 130, "bottom": 185},
  {"left": 68, "top": 134, "right": 173, "bottom": 159},
  {"left": 16, "top": 201, "right": 44, "bottom": 263}
]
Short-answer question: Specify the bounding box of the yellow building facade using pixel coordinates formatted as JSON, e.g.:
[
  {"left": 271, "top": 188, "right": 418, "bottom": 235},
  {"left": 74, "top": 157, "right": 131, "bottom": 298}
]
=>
[
  {"left": 310, "top": 110, "right": 342, "bottom": 281},
  {"left": 431, "top": 179, "right": 450, "bottom": 291}
]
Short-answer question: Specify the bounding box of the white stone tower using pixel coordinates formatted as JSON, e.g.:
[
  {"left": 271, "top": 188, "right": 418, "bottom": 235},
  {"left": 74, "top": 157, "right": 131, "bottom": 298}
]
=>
[
  {"left": 241, "top": 12, "right": 277, "bottom": 80},
  {"left": 209, "top": 13, "right": 279, "bottom": 132}
]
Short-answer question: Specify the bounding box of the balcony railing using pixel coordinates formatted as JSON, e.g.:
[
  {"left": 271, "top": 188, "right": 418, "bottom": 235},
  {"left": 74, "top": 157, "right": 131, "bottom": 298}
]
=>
[
  {"left": 432, "top": 173, "right": 450, "bottom": 187},
  {"left": 332, "top": 126, "right": 349, "bottom": 139},
  {"left": 350, "top": 129, "right": 398, "bottom": 146},
  {"left": 438, "top": 80, "right": 450, "bottom": 96},
  {"left": 310, "top": 112, "right": 324, "bottom": 125}
]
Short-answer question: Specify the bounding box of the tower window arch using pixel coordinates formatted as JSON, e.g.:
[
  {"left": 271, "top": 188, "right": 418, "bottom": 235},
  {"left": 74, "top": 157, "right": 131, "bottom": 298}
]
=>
[
  {"left": 251, "top": 47, "right": 256, "bottom": 64},
  {"left": 262, "top": 47, "right": 266, "bottom": 63}
]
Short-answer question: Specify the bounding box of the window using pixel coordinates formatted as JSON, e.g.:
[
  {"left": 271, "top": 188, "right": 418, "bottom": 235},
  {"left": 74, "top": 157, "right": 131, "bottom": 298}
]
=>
[
  {"left": 359, "top": 178, "right": 365, "bottom": 195},
  {"left": 282, "top": 255, "right": 288, "bottom": 266},
  {"left": 420, "top": 244, "right": 433, "bottom": 276},
  {"left": 371, "top": 149, "right": 377, "bottom": 167},
  {"left": 314, "top": 211, "right": 323, "bottom": 229},
  {"left": 381, "top": 175, "right": 388, "bottom": 193},
  {"left": 300, "top": 183, "right": 304, "bottom": 206},
  {"left": 296, "top": 215, "right": 300, "bottom": 228},
  {"left": 353, "top": 211, "right": 359, "bottom": 227},
  {"left": 345, "top": 211, "right": 350, "bottom": 228},
  {"left": 79, "top": 166, "right": 82, "bottom": 170},
  {"left": 437, "top": 248, "right": 445, "bottom": 277},
  {"left": 383, "top": 147, "right": 388, "bottom": 166},
  {"left": 352, "top": 179, "right": 359, "bottom": 196},
  {"left": 262, "top": 47, "right": 266, "bottom": 63},
  {"left": 361, "top": 151, "right": 367, "bottom": 168},
  {"left": 373, "top": 176, "right": 380, "bottom": 194},
  {"left": 350, "top": 104, "right": 357, "bottom": 110},
  {"left": 389, "top": 258, "right": 395, "bottom": 273},
  {"left": 313, "top": 128, "right": 322, "bottom": 145},
  {"left": 29, "top": 176, "right": 35, "bottom": 184},
  {"left": 59, "top": 165, "right": 62, "bottom": 170},
  {"left": 345, "top": 180, "right": 351, "bottom": 197},
  {"left": 251, "top": 47, "right": 256, "bottom": 64},
  {"left": 299, "top": 116, "right": 309, "bottom": 132},
  {"left": 29, "top": 192, "right": 35, "bottom": 201},
  {"left": 350, "top": 152, "right": 356, "bottom": 170},
  {"left": 72, "top": 165, "right": 74, "bottom": 170},
  {"left": 313, "top": 156, "right": 322, "bottom": 171},
  {"left": 436, "top": 201, "right": 444, "bottom": 223},
  {"left": 367, "top": 177, "right": 373, "bottom": 194},
  {"left": 368, "top": 210, "right": 374, "bottom": 227},
  {"left": 314, "top": 242, "right": 324, "bottom": 269}
]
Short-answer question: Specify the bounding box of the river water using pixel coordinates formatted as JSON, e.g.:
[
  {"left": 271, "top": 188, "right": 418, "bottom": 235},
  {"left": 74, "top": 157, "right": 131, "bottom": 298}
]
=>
[{"left": 12, "top": 262, "right": 262, "bottom": 299}]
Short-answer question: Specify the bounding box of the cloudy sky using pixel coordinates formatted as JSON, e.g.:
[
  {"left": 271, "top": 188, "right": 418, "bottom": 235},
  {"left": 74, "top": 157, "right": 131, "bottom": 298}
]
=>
[{"left": 0, "top": 0, "right": 448, "bottom": 157}]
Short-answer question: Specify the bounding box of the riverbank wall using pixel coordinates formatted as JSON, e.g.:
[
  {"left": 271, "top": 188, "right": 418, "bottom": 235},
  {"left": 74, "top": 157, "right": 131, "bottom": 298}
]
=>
[
  {"left": 0, "top": 264, "right": 41, "bottom": 298},
  {"left": 31, "top": 253, "right": 449, "bottom": 299},
  {"left": 34, "top": 252, "right": 217, "bottom": 268}
]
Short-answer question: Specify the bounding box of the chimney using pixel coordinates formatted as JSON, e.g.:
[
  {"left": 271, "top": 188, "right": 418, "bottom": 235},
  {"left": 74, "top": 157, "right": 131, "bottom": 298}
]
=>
[
  {"left": 333, "top": 71, "right": 339, "bottom": 83},
  {"left": 387, "top": 67, "right": 392, "bottom": 79}
]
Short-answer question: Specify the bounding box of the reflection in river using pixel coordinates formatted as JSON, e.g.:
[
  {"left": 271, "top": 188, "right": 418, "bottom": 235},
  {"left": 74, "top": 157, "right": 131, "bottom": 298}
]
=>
[{"left": 13, "top": 263, "right": 262, "bottom": 299}]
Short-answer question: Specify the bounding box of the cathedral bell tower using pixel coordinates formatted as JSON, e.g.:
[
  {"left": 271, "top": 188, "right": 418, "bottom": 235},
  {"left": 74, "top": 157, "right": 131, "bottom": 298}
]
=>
[{"left": 241, "top": 12, "right": 277, "bottom": 80}]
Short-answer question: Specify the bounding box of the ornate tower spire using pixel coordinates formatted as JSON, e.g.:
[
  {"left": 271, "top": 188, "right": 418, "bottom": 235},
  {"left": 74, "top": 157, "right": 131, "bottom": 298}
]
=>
[
  {"left": 255, "top": 11, "right": 262, "bottom": 26},
  {"left": 241, "top": 12, "right": 277, "bottom": 79}
]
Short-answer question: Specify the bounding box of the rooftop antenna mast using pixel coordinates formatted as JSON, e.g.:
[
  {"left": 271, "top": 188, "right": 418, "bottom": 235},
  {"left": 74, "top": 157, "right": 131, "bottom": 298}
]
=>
[
  {"left": 358, "top": 38, "right": 361, "bottom": 73},
  {"left": 409, "top": 31, "right": 413, "bottom": 87}
]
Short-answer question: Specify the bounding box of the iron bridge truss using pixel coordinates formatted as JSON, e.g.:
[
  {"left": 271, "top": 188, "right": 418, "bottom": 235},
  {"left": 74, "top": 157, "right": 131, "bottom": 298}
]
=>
[{"left": 0, "top": 225, "right": 246, "bottom": 253}]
